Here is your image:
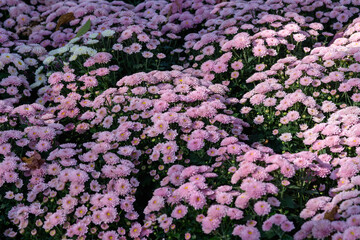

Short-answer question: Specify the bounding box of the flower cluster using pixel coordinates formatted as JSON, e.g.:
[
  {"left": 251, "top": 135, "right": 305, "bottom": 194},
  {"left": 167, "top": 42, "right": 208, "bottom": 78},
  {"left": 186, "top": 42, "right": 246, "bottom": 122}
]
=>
[
  {"left": 304, "top": 107, "right": 360, "bottom": 157},
  {"left": 295, "top": 174, "right": 360, "bottom": 240},
  {"left": 3, "top": 61, "right": 252, "bottom": 239},
  {"left": 238, "top": 15, "right": 360, "bottom": 152},
  {"left": 143, "top": 145, "right": 332, "bottom": 239},
  {"left": 2, "top": 0, "right": 360, "bottom": 239},
  {"left": 0, "top": 52, "right": 32, "bottom": 104}
]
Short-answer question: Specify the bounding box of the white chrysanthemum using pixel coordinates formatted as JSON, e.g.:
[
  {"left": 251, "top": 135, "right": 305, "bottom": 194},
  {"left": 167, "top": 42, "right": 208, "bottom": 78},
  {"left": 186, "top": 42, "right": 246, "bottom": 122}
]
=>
[
  {"left": 69, "top": 37, "right": 80, "bottom": 44},
  {"left": 30, "top": 74, "right": 47, "bottom": 88},
  {"left": 49, "top": 45, "right": 71, "bottom": 55},
  {"left": 89, "top": 32, "right": 99, "bottom": 39},
  {"left": 101, "top": 29, "right": 115, "bottom": 37},
  {"left": 69, "top": 45, "right": 79, "bottom": 53},
  {"left": 57, "top": 45, "right": 71, "bottom": 54},
  {"left": 87, "top": 49, "right": 97, "bottom": 56},
  {"left": 85, "top": 39, "right": 99, "bottom": 45},
  {"left": 69, "top": 54, "right": 78, "bottom": 61},
  {"left": 70, "top": 45, "right": 96, "bottom": 56},
  {"left": 43, "top": 56, "right": 55, "bottom": 65},
  {"left": 48, "top": 49, "right": 59, "bottom": 55},
  {"left": 36, "top": 74, "right": 46, "bottom": 83},
  {"left": 30, "top": 81, "right": 42, "bottom": 88},
  {"left": 35, "top": 66, "right": 43, "bottom": 75}
]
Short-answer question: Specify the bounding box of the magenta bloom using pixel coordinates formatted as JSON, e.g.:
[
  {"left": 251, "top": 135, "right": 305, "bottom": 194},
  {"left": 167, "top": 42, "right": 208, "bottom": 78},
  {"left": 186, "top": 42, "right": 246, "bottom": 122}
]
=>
[
  {"left": 207, "top": 205, "right": 227, "bottom": 219},
  {"left": 233, "top": 225, "right": 261, "bottom": 240},
  {"left": 311, "top": 220, "right": 333, "bottom": 239},
  {"left": 189, "top": 192, "right": 206, "bottom": 210},
  {"left": 129, "top": 223, "right": 142, "bottom": 238},
  {"left": 281, "top": 221, "right": 295, "bottom": 232},
  {"left": 171, "top": 205, "right": 188, "bottom": 219},
  {"left": 254, "top": 201, "right": 271, "bottom": 216},
  {"left": 101, "top": 207, "right": 117, "bottom": 223},
  {"left": 187, "top": 138, "right": 205, "bottom": 151},
  {"left": 93, "top": 52, "right": 112, "bottom": 64},
  {"left": 253, "top": 45, "right": 267, "bottom": 57},
  {"left": 146, "top": 196, "right": 165, "bottom": 212},
  {"left": 102, "top": 231, "right": 119, "bottom": 240},
  {"left": 63, "top": 72, "right": 76, "bottom": 82}
]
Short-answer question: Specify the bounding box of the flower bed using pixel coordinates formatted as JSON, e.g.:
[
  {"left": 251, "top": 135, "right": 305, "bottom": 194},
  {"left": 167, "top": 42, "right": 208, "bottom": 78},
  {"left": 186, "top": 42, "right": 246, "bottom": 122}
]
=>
[{"left": 1, "top": 0, "right": 360, "bottom": 239}]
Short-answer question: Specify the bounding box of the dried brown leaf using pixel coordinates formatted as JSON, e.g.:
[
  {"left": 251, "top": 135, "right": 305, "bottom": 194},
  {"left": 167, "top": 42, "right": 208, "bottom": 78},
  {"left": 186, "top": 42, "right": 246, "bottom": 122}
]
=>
[
  {"left": 323, "top": 205, "right": 339, "bottom": 221},
  {"left": 21, "top": 151, "right": 45, "bottom": 170},
  {"left": 56, "top": 12, "right": 75, "bottom": 31}
]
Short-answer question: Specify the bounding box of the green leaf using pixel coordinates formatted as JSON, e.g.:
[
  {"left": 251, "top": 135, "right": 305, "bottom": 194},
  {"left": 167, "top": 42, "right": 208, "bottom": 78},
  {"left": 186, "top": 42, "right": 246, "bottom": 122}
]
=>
[
  {"left": 263, "top": 230, "right": 277, "bottom": 239},
  {"left": 281, "top": 195, "right": 297, "bottom": 209},
  {"left": 75, "top": 19, "right": 91, "bottom": 38},
  {"left": 281, "top": 234, "right": 293, "bottom": 240},
  {"left": 134, "top": 64, "right": 143, "bottom": 69},
  {"left": 247, "top": 56, "right": 255, "bottom": 62},
  {"left": 305, "top": 190, "right": 318, "bottom": 195}
]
